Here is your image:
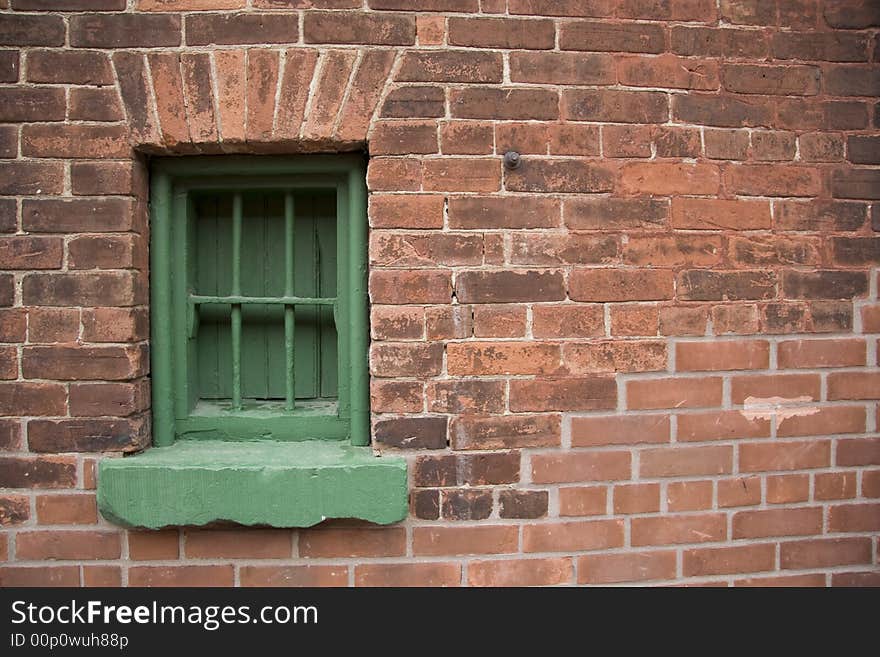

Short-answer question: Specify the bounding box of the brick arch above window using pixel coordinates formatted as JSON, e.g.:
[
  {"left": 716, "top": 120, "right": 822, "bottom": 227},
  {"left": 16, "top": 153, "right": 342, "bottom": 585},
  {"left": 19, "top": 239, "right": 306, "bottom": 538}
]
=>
[{"left": 112, "top": 48, "right": 397, "bottom": 153}]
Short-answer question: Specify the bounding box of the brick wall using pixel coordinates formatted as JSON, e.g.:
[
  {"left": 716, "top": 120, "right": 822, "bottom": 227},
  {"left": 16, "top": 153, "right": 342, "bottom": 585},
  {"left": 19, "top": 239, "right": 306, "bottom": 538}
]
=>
[{"left": 1, "top": 0, "right": 878, "bottom": 587}]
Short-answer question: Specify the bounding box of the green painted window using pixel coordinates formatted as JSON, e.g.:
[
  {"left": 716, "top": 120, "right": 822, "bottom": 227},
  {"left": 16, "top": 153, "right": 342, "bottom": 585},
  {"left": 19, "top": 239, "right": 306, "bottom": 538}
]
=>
[{"left": 150, "top": 155, "right": 370, "bottom": 446}]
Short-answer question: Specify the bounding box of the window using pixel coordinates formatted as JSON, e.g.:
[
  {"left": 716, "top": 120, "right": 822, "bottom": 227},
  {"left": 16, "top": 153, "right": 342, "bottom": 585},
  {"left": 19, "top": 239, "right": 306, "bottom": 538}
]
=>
[
  {"left": 97, "top": 156, "right": 406, "bottom": 529},
  {"left": 151, "top": 155, "right": 369, "bottom": 446}
]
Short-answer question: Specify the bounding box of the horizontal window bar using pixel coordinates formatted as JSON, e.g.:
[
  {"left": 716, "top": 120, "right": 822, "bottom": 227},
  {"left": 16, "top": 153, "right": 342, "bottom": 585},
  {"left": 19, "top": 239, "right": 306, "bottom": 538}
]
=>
[{"left": 190, "top": 294, "right": 336, "bottom": 307}]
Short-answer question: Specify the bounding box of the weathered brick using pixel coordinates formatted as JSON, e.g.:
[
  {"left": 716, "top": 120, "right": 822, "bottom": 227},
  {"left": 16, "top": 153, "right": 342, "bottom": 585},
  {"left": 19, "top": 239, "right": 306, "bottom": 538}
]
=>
[
  {"left": 0, "top": 15, "right": 65, "bottom": 47},
  {"left": 304, "top": 11, "right": 413, "bottom": 45},
  {"left": 374, "top": 416, "right": 447, "bottom": 450},
  {"left": 70, "top": 14, "right": 181, "bottom": 48},
  {"left": 449, "top": 415, "right": 560, "bottom": 450},
  {"left": 448, "top": 17, "right": 554, "bottom": 50},
  {"left": 560, "top": 20, "right": 664, "bottom": 53},
  {"left": 564, "top": 89, "right": 667, "bottom": 123}
]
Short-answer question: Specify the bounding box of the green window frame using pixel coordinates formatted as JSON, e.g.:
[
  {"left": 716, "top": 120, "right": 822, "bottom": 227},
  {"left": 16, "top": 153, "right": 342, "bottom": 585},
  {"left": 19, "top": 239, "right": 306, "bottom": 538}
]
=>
[{"left": 150, "top": 155, "right": 370, "bottom": 447}]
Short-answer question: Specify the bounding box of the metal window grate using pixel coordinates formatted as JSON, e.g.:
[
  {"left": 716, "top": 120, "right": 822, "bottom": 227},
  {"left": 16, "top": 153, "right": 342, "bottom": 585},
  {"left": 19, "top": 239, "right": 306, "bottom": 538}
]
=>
[{"left": 187, "top": 191, "right": 338, "bottom": 412}]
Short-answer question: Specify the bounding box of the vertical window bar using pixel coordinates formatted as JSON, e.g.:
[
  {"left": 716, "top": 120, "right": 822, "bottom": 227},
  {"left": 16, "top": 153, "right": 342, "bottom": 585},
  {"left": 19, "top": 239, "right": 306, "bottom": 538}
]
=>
[
  {"left": 284, "top": 192, "right": 295, "bottom": 411},
  {"left": 231, "top": 192, "right": 243, "bottom": 411}
]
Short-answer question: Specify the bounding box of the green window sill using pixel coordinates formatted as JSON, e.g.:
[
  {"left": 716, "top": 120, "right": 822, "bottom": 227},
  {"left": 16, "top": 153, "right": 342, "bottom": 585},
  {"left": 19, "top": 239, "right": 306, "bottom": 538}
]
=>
[{"left": 96, "top": 441, "right": 408, "bottom": 529}]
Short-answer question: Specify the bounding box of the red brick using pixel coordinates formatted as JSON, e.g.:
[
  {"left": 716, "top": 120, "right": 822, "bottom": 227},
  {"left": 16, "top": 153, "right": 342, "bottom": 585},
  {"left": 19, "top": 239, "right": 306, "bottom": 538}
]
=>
[
  {"left": 440, "top": 121, "right": 494, "bottom": 155},
  {"left": 619, "top": 162, "right": 720, "bottom": 196},
  {"left": 304, "top": 11, "right": 413, "bottom": 46},
  {"left": 677, "top": 340, "right": 769, "bottom": 372},
  {"left": 0, "top": 494, "right": 29, "bottom": 526},
  {"left": 512, "top": 234, "right": 619, "bottom": 267},
  {"left": 523, "top": 519, "right": 624, "bottom": 553},
  {"left": 627, "top": 377, "right": 722, "bottom": 410},
  {"left": 70, "top": 162, "right": 145, "bottom": 197},
  {"left": 241, "top": 565, "right": 347, "bottom": 587},
  {"left": 735, "top": 573, "right": 826, "bottom": 587},
  {"left": 452, "top": 196, "right": 559, "bottom": 232},
  {"left": 128, "top": 530, "right": 179, "bottom": 560},
  {"left": 837, "top": 438, "right": 880, "bottom": 466},
  {"left": 613, "top": 483, "right": 660, "bottom": 514},
  {"left": 302, "top": 51, "right": 356, "bottom": 140},
  {"left": 355, "top": 563, "right": 461, "bottom": 587},
  {"left": 129, "top": 566, "right": 234, "bottom": 587},
  {"left": 578, "top": 551, "right": 677, "bottom": 585},
  {"left": 828, "top": 372, "right": 880, "bottom": 400},
  {"left": 213, "top": 49, "right": 247, "bottom": 143},
  {"left": 371, "top": 232, "right": 482, "bottom": 267},
  {"left": 369, "top": 195, "right": 443, "bottom": 231},
  {"left": 245, "top": 49, "right": 280, "bottom": 142},
  {"left": 399, "top": 50, "right": 502, "bottom": 83},
  {"left": 683, "top": 544, "right": 776, "bottom": 577},
  {"left": 570, "top": 269, "right": 673, "bottom": 303},
  {"left": 416, "top": 14, "right": 445, "bottom": 45},
  {"left": 641, "top": 445, "right": 733, "bottom": 478},
  {"left": 413, "top": 526, "right": 518, "bottom": 556},
  {"left": 468, "top": 557, "right": 572, "bottom": 587},
  {"left": 780, "top": 537, "right": 872, "bottom": 569},
  {"left": 499, "top": 489, "right": 548, "bottom": 519},
  {"left": 631, "top": 514, "right": 726, "bottom": 546},
  {"left": 446, "top": 342, "right": 559, "bottom": 376},
  {"left": 734, "top": 507, "right": 823, "bottom": 539},
  {"left": 369, "top": 270, "right": 451, "bottom": 305},
  {"left": 82, "top": 308, "right": 148, "bottom": 342},
  {"left": 671, "top": 198, "right": 771, "bottom": 230},
  {"left": 381, "top": 86, "right": 445, "bottom": 119},
  {"left": 371, "top": 343, "right": 443, "bottom": 377},
  {"left": 0, "top": 567, "right": 79, "bottom": 587},
  {"left": 22, "top": 345, "right": 146, "bottom": 381},
  {"left": 559, "top": 486, "right": 607, "bottom": 517},
  {"left": 718, "top": 476, "right": 762, "bottom": 508},
  {"left": 425, "top": 306, "right": 473, "bottom": 340},
  {"left": 456, "top": 270, "right": 565, "bottom": 303},
  {"left": 0, "top": 420, "right": 22, "bottom": 452},
  {"left": 374, "top": 416, "right": 446, "bottom": 450},
  {"left": 423, "top": 158, "right": 502, "bottom": 192},
  {"left": 572, "top": 413, "right": 669, "bottom": 447},
  {"left": 815, "top": 472, "right": 858, "bottom": 501},
  {"left": 564, "top": 198, "right": 667, "bottom": 230},
  {"left": 510, "top": 51, "right": 615, "bottom": 85},
  {"left": 560, "top": 20, "right": 664, "bottom": 53},
  {"left": 0, "top": 455, "right": 75, "bottom": 488},
  {"left": 82, "top": 566, "right": 121, "bottom": 587},
  {"left": 532, "top": 304, "right": 604, "bottom": 339},
  {"left": 0, "top": 162, "right": 64, "bottom": 196},
  {"left": 731, "top": 373, "right": 821, "bottom": 404},
  {"left": 862, "top": 471, "right": 880, "bottom": 498},
  {"left": 17, "top": 530, "right": 121, "bottom": 560},
  {"left": 299, "top": 528, "right": 406, "bottom": 558},
  {"left": 450, "top": 415, "right": 560, "bottom": 450},
  {"left": 508, "top": 0, "right": 615, "bottom": 17},
  {"left": 448, "top": 16, "right": 555, "bottom": 50},
  {"left": 510, "top": 377, "right": 617, "bottom": 412},
  {"left": 767, "top": 474, "right": 810, "bottom": 504},
  {"left": 564, "top": 340, "right": 666, "bottom": 374},
  {"left": 828, "top": 503, "right": 880, "bottom": 533},
  {"left": 35, "top": 494, "right": 97, "bottom": 525},
  {"left": 618, "top": 53, "right": 719, "bottom": 90},
  {"left": 563, "top": 89, "right": 667, "bottom": 123},
  {"left": 472, "top": 305, "right": 526, "bottom": 338},
  {"left": 776, "top": 406, "right": 866, "bottom": 438},
  {"left": 0, "top": 382, "right": 66, "bottom": 417},
  {"left": 740, "top": 441, "right": 831, "bottom": 472},
  {"left": 831, "top": 572, "right": 880, "bottom": 587},
  {"left": 186, "top": 529, "right": 291, "bottom": 559},
  {"left": 531, "top": 451, "right": 631, "bottom": 484}
]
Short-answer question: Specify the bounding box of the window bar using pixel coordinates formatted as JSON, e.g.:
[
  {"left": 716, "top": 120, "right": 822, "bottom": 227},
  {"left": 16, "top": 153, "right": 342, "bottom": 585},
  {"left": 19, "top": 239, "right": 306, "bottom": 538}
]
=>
[
  {"left": 284, "top": 192, "right": 295, "bottom": 411},
  {"left": 231, "top": 192, "right": 243, "bottom": 411}
]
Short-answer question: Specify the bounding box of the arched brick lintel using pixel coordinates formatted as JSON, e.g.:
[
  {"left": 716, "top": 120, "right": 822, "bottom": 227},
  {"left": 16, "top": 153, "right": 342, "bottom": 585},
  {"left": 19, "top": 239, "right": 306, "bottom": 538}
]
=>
[{"left": 113, "top": 48, "right": 397, "bottom": 154}]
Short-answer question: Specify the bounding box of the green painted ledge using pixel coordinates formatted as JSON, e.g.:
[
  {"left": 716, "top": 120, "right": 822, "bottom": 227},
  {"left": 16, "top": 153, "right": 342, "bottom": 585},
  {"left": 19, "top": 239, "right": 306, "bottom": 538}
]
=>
[{"left": 97, "top": 441, "right": 408, "bottom": 529}]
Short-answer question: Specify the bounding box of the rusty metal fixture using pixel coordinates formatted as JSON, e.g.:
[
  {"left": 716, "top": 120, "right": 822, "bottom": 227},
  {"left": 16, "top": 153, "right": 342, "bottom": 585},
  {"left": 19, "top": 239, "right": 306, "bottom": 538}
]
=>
[{"left": 503, "top": 150, "right": 522, "bottom": 170}]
